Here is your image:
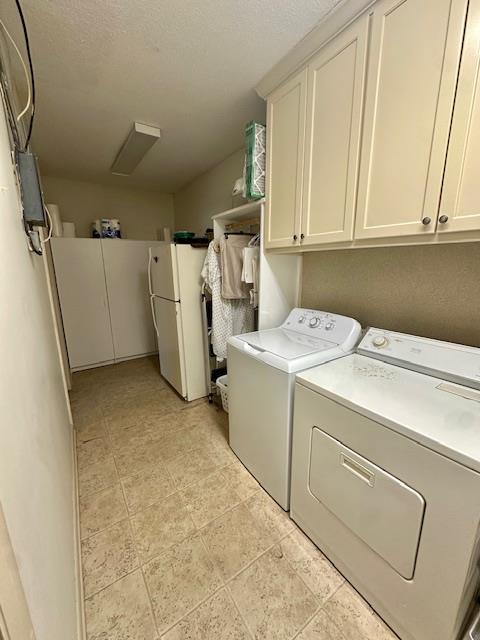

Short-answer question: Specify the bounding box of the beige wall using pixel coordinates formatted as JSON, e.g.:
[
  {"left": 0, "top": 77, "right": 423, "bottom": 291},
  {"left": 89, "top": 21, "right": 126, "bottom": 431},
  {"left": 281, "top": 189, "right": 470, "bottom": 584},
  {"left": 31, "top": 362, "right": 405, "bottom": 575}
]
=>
[
  {"left": 301, "top": 243, "right": 480, "bottom": 347},
  {"left": 174, "top": 148, "right": 246, "bottom": 234},
  {"left": 0, "top": 98, "right": 79, "bottom": 638},
  {"left": 42, "top": 175, "right": 174, "bottom": 240}
]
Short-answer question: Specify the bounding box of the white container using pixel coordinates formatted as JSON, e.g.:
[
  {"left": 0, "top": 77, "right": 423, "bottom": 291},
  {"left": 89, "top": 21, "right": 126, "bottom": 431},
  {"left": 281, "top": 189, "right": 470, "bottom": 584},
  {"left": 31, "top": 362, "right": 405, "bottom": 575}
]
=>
[
  {"left": 216, "top": 375, "right": 229, "bottom": 412},
  {"left": 62, "top": 222, "right": 76, "bottom": 237}
]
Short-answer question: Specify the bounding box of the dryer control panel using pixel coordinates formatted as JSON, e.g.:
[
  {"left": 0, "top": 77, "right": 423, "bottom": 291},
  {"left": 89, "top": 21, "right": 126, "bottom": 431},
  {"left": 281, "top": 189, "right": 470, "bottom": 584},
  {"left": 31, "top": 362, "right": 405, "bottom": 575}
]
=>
[
  {"left": 282, "top": 308, "right": 361, "bottom": 351},
  {"left": 358, "top": 328, "right": 480, "bottom": 390}
]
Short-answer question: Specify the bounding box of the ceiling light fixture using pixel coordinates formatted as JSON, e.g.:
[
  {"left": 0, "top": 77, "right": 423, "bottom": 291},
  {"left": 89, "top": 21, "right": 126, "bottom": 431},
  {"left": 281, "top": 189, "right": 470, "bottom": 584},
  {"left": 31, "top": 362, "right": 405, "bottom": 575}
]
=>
[{"left": 111, "top": 122, "right": 161, "bottom": 175}]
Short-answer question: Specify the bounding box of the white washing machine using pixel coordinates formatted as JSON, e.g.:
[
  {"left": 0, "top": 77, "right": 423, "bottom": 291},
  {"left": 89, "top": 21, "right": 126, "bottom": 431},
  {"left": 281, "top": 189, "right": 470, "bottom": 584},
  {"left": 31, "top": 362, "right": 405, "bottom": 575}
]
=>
[
  {"left": 227, "top": 308, "right": 361, "bottom": 510},
  {"left": 291, "top": 328, "right": 480, "bottom": 640}
]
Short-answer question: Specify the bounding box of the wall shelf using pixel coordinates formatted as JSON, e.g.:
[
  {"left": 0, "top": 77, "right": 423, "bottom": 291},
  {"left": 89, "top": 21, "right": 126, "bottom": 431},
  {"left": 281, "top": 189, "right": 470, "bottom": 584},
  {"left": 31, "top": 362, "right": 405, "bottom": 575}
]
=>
[{"left": 212, "top": 199, "right": 265, "bottom": 223}]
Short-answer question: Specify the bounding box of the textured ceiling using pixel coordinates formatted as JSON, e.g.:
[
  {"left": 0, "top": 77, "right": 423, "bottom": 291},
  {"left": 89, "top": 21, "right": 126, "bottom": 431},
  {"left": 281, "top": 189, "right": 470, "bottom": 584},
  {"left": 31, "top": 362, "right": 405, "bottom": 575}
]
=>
[{"left": 2, "top": 0, "right": 341, "bottom": 192}]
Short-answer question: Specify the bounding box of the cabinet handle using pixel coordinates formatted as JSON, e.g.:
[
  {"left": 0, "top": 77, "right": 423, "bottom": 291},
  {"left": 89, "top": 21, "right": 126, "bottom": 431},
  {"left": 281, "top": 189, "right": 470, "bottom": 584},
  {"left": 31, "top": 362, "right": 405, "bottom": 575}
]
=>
[
  {"left": 421, "top": 217, "right": 431, "bottom": 225},
  {"left": 293, "top": 235, "right": 298, "bottom": 241},
  {"left": 300, "top": 233, "right": 305, "bottom": 241},
  {"left": 439, "top": 215, "right": 449, "bottom": 224}
]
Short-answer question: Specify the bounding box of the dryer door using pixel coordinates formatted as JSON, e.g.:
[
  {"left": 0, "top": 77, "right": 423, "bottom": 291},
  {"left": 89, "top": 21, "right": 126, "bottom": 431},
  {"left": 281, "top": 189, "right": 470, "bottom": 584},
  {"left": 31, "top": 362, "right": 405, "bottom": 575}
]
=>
[{"left": 309, "top": 428, "right": 425, "bottom": 579}]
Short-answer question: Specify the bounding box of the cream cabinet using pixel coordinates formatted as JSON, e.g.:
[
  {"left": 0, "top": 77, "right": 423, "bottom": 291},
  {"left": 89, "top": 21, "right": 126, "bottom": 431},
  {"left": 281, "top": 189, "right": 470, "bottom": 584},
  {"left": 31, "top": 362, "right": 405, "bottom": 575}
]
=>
[
  {"left": 354, "top": 0, "right": 467, "bottom": 240},
  {"left": 52, "top": 239, "right": 158, "bottom": 371},
  {"left": 265, "top": 68, "right": 307, "bottom": 249},
  {"left": 301, "top": 16, "right": 369, "bottom": 246},
  {"left": 264, "top": 0, "right": 478, "bottom": 251},
  {"left": 439, "top": 0, "right": 480, "bottom": 234},
  {"left": 51, "top": 239, "right": 115, "bottom": 370}
]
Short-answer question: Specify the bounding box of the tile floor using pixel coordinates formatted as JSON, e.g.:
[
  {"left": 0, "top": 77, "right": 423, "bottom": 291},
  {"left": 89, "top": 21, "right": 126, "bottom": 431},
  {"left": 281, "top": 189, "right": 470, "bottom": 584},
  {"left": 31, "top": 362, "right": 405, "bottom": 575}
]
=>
[{"left": 72, "top": 356, "right": 398, "bottom": 640}]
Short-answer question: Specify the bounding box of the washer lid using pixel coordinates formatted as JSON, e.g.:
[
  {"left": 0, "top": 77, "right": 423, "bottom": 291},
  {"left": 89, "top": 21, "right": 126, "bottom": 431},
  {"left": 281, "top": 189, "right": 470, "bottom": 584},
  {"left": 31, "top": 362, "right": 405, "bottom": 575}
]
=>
[
  {"left": 296, "top": 354, "right": 480, "bottom": 474},
  {"left": 237, "top": 328, "right": 336, "bottom": 360}
]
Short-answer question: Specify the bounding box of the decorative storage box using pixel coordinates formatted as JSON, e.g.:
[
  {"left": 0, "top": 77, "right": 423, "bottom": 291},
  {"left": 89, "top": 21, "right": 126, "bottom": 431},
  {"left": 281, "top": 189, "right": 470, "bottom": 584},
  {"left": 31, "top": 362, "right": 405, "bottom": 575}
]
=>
[{"left": 245, "top": 121, "right": 266, "bottom": 200}]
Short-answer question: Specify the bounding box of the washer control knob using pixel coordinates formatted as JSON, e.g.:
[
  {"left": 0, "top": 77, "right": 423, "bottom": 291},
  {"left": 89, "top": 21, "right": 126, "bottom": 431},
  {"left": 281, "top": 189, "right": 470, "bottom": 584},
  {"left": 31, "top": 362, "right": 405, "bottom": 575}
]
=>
[
  {"left": 309, "top": 316, "right": 321, "bottom": 328},
  {"left": 298, "top": 316, "right": 305, "bottom": 324},
  {"left": 325, "top": 321, "right": 335, "bottom": 330},
  {"left": 372, "top": 335, "right": 388, "bottom": 348}
]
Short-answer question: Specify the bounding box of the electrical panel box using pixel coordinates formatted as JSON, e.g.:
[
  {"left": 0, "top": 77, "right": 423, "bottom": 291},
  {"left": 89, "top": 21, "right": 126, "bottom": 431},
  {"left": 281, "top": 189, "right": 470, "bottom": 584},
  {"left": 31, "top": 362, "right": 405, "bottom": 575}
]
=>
[{"left": 16, "top": 150, "right": 46, "bottom": 227}]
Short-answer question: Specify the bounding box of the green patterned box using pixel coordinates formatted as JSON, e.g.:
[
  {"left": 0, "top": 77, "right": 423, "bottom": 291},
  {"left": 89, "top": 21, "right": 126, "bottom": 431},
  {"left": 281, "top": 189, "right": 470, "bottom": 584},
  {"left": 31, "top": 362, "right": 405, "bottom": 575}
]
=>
[{"left": 245, "top": 121, "right": 266, "bottom": 200}]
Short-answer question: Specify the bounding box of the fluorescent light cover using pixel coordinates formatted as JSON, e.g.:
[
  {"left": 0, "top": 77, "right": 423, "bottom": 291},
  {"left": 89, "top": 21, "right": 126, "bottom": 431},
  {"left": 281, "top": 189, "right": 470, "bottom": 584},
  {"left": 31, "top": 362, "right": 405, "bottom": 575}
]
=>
[{"left": 111, "top": 122, "right": 161, "bottom": 175}]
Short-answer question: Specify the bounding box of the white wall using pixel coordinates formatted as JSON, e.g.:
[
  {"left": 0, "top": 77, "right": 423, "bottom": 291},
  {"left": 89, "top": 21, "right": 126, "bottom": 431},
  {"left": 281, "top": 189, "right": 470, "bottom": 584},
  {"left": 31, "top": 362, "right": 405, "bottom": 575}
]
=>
[
  {"left": 174, "top": 147, "right": 246, "bottom": 234},
  {"left": 0, "top": 99, "right": 79, "bottom": 637},
  {"left": 42, "top": 175, "right": 174, "bottom": 240}
]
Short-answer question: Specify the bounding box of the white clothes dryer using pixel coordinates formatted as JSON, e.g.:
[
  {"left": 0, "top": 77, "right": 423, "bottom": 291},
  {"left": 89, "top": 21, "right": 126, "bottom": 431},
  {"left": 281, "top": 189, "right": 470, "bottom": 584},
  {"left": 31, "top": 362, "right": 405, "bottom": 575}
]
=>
[
  {"left": 291, "top": 328, "right": 480, "bottom": 640},
  {"left": 227, "top": 308, "right": 361, "bottom": 510}
]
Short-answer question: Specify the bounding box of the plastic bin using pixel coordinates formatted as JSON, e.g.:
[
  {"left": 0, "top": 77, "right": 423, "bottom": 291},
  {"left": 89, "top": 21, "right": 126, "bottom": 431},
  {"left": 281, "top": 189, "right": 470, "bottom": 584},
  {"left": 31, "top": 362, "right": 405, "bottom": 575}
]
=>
[{"left": 216, "top": 375, "right": 229, "bottom": 413}]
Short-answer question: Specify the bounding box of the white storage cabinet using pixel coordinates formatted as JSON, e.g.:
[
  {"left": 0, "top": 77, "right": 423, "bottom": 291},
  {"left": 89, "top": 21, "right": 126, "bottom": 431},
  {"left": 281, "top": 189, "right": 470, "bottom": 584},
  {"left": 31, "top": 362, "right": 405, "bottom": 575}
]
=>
[{"left": 52, "top": 238, "right": 157, "bottom": 371}]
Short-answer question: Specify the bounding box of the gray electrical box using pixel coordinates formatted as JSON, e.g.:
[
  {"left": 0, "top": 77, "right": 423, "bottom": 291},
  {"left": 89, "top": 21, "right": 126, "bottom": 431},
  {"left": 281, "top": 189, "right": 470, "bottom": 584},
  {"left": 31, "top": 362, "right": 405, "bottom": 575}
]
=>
[{"left": 16, "top": 150, "right": 46, "bottom": 227}]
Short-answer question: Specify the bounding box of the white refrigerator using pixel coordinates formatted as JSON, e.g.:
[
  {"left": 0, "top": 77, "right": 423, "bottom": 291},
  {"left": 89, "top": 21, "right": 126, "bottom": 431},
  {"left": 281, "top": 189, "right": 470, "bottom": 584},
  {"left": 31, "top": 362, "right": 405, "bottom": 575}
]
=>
[{"left": 148, "top": 243, "right": 208, "bottom": 401}]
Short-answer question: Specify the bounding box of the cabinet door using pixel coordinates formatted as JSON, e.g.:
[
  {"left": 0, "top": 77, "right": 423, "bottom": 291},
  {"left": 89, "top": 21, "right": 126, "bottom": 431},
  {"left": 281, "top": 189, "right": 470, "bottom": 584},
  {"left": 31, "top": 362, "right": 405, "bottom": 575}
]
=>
[
  {"left": 301, "top": 16, "right": 369, "bottom": 246},
  {"left": 102, "top": 240, "right": 157, "bottom": 360},
  {"left": 51, "top": 238, "right": 114, "bottom": 370},
  {"left": 265, "top": 68, "right": 307, "bottom": 249},
  {"left": 439, "top": 0, "right": 480, "bottom": 234},
  {"left": 355, "top": 0, "right": 467, "bottom": 240}
]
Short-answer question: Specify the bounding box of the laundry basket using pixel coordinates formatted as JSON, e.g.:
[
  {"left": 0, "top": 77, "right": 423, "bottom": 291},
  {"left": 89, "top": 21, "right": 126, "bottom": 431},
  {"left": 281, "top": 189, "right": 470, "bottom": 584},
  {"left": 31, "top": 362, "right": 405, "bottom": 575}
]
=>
[{"left": 216, "top": 375, "right": 229, "bottom": 413}]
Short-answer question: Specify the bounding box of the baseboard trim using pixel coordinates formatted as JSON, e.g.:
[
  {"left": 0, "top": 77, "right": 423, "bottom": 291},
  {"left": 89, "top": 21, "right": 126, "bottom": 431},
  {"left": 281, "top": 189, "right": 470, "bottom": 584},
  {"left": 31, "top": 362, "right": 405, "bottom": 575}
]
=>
[{"left": 72, "top": 429, "right": 86, "bottom": 640}]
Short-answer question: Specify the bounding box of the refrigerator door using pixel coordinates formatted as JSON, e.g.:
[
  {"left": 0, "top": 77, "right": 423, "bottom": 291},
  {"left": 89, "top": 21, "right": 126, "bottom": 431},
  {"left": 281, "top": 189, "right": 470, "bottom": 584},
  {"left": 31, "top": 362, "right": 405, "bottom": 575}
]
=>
[
  {"left": 176, "top": 245, "right": 209, "bottom": 401},
  {"left": 149, "top": 243, "right": 179, "bottom": 301},
  {"left": 154, "top": 296, "right": 186, "bottom": 398}
]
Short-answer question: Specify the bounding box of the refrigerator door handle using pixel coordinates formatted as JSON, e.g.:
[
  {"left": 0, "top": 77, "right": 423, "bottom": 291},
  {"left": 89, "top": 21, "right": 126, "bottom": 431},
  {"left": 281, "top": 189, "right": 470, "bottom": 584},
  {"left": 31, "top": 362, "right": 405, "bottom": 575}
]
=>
[
  {"left": 150, "top": 294, "right": 159, "bottom": 336},
  {"left": 148, "top": 252, "right": 154, "bottom": 296}
]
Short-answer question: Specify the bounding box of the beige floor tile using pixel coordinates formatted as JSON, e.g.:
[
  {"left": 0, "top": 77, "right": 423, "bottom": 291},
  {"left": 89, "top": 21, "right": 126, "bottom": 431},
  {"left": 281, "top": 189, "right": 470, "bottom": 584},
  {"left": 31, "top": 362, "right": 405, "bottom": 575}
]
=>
[
  {"left": 80, "top": 485, "right": 128, "bottom": 540},
  {"left": 166, "top": 447, "right": 226, "bottom": 489},
  {"left": 75, "top": 420, "right": 107, "bottom": 444},
  {"left": 130, "top": 493, "right": 196, "bottom": 563},
  {"left": 280, "top": 529, "right": 344, "bottom": 604},
  {"left": 197, "top": 438, "right": 236, "bottom": 468},
  {"left": 245, "top": 490, "right": 295, "bottom": 541},
  {"left": 229, "top": 545, "right": 318, "bottom": 640},
  {"left": 77, "top": 436, "right": 111, "bottom": 471},
  {"left": 162, "top": 589, "right": 251, "bottom": 640},
  {"left": 143, "top": 533, "right": 223, "bottom": 634},
  {"left": 105, "top": 407, "right": 145, "bottom": 432},
  {"left": 196, "top": 414, "right": 229, "bottom": 442},
  {"left": 144, "top": 405, "right": 206, "bottom": 438},
  {"left": 157, "top": 425, "right": 202, "bottom": 462},
  {"left": 85, "top": 569, "right": 156, "bottom": 640},
  {"left": 78, "top": 455, "right": 118, "bottom": 497},
  {"left": 122, "top": 464, "right": 176, "bottom": 514},
  {"left": 201, "top": 503, "right": 273, "bottom": 581},
  {"left": 296, "top": 609, "right": 346, "bottom": 640},
  {"left": 222, "top": 461, "right": 260, "bottom": 501},
  {"left": 81, "top": 519, "right": 138, "bottom": 598},
  {"left": 109, "top": 422, "right": 155, "bottom": 451},
  {"left": 180, "top": 469, "right": 242, "bottom": 528},
  {"left": 113, "top": 436, "right": 163, "bottom": 478},
  {"left": 323, "top": 583, "right": 398, "bottom": 640},
  {"left": 72, "top": 405, "right": 104, "bottom": 428},
  {"left": 142, "top": 411, "right": 187, "bottom": 439},
  {"left": 137, "top": 389, "right": 186, "bottom": 418}
]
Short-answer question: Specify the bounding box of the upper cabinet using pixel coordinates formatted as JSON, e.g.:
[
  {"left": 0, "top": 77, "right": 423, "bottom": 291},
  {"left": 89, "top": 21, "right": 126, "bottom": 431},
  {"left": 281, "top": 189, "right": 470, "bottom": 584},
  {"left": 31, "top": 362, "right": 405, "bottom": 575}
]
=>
[
  {"left": 355, "top": 0, "right": 467, "bottom": 240},
  {"left": 265, "top": 68, "right": 307, "bottom": 249},
  {"left": 264, "top": 0, "right": 480, "bottom": 251},
  {"left": 301, "top": 15, "right": 369, "bottom": 246},
  {"left": 439, "top": 0, "right": 480, "bottom": 234}
]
